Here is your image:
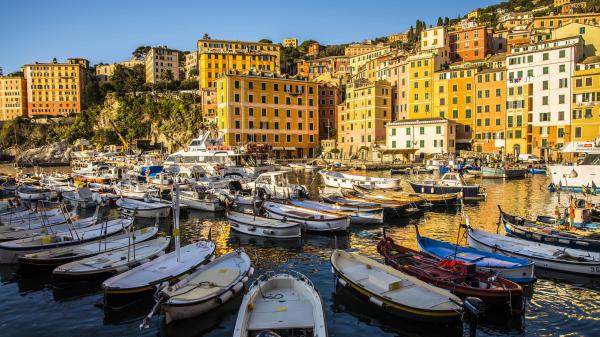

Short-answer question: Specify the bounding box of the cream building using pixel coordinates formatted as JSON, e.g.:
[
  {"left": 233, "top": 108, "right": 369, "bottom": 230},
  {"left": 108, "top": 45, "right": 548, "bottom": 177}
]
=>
[
  {"left": 385, "top": 118, "right": 457, "bottom": 159},
  {"left": 0, "top": 77, "right": 27, "bottom": 120},
  {"left": 145, "top": 46, "right": 180, "bottom": 84},
  {"left": 348, "top": 46, "right": 391, "bottom": 75},
  {"left": 552, "top": 22, "right": 600, "bottom": 57},
  {"left": 421, "top": 26, "right": 449, "bottom": 52},
  {"left": 184, "top": 51, "right": 198, "bottom": 79}
]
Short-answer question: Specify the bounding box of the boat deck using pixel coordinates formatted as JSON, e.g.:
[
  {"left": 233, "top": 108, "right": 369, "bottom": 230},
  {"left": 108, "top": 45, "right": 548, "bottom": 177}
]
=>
[{"left": 248, "top": 288, "right": 315, "bottom": 331}]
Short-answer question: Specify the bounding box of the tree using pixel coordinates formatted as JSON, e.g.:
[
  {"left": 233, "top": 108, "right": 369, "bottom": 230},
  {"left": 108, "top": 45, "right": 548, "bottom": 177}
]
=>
[
  {"left": 132, "top": 46, "right": 150, "bottom": 59},
  {"left": 299, "top": 40, "right": 318, "bottom": 53},
  {"left": 202, "top": 33, "right": 211, "bottom": 40},
  {"left": 258, "top": 38, "right": 273, "bottom": 43},
  {"left": 437, "top": 17, "right": 444, "bottom": 26},
  {"left": 7, "top": 71, "right": 23, "bottom": 77}
]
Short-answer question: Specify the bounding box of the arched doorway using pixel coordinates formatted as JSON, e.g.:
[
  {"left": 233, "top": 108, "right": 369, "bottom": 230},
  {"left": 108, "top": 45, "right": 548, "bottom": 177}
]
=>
[{"left": 513, "top": 144, "right": 520, "bottom": 158}]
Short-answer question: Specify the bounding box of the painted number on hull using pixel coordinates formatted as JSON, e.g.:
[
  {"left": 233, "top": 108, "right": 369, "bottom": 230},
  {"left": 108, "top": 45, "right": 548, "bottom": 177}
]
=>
[{"left": 591, "top": 267, "right": 600, "bottom": 273}]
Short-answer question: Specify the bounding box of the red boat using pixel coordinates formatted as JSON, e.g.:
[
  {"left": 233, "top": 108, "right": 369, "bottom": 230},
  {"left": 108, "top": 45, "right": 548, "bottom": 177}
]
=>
[{"left": 377, "top": 236, "right": 524, "bottom": 310}]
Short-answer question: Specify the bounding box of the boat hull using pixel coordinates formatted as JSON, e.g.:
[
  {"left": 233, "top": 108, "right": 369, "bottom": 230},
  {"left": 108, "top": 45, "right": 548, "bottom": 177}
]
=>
[
  {"left": 263, "top": 206, "right": 349, "bottom": 232},
  {"left": 180, "top": 196, "right": 223, "bottom": 212},
  {"left": 228, "top": 214, "right": 301, "bottom": 239},
  {"left": 409, "top": 181, "right": 481, "bottom": 199},
  {"left": 481, "top": 167, "right": 527, "bottom": 179},
  {"left": 320, "top": 170, "right": 401, "bottom": 190}
]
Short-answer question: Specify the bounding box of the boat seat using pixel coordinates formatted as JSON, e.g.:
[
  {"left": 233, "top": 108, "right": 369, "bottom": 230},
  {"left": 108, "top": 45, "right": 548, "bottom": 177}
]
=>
[
  {"left": 170, "top": 267, "right": 240, "bottom": 299},
  {"left": 248, "top": 298, "right": 314, "bottom": 330},
  {"left": 383, "top": 285, "right": 451, "bottom": 310}
]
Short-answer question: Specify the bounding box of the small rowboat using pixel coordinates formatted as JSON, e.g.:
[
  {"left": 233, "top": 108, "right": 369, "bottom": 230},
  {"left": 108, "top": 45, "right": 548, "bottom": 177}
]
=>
[
  {"left": 416, "top": 227, "right": 535, "bottom": 284},
  {"left": 377, "top": 236, "right": 523, "bottom": 309},
  {"left": 52, "top": 236, "right": 171, "bottom": 281},
  {"left": 289, "top": 199, "right": 383, "bottom": 224},
  {"left": 466, "top": 219, "right": 600, "bottom": 276},
  {"left": 233, "top": 271, "right": 328, "bottom": 337},
  {"left": 262, "top": 201, "right": 349, "bottom": 232},
  {"left": 116, "top": 197, "right": 171, "bottom": 218},
  {"left": 321, "top": 193, "right": 388, "bottom": 209},
  {"left": 226, "top": 210, "right": 301, "bottom": 238},
  {"left": 331, "top": 250, "right": 462, "bottom": 322},
  {"left": 499, "top": 206, "right": 600, "bottom": 252},
  {"left": 16, "top": 185, "right": 52, "bottom": 201},
  {"left": 353, "top": 185, "right": 459, "bottom": 206},
  {"left": 339, "top": 190, "right": 421, "bottom": 217},
  {"left": 0, "top": 208, "right": 74, "bottom": 228},
  {"left": 160, "top": 250, "right": 253, "bottom": 324},
  {"left": 0, "top": 212, "right": 94, "bottom": 242},
  {"left": 320, "top": 170, "right": 401, "bottom": 190},
  {"left": 0, "top": 207, "right": 63, "bottom": 225},
  {"left": 18, "top": 226, "right": 158, "bottom": 272}
]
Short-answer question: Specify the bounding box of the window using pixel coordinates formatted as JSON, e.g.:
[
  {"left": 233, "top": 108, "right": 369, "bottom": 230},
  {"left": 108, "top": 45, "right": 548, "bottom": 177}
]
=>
[
  {"left": 436, "top": 126, "right": 441, "bottom": 134},
  {"left": 542, "top": 96, "right": 549, "bottom": 105},
  {"left": 575, "top": 127, "right": 582, "bottom": 138},
  {"left": 558, "top": 128, "right": 564, "bottom": 138},
  {"left": 543, "top": 53, "right": 549, "bottom": 61},
  {"left": 543, "top": 81, "right": 548, "bottom": 90},
  {"left": 559, "top": 64, "right": 565, "bottom": 73},
  {"left": 406, "top": 140, "right": 411, "bottom": 148},
  {"left": 580, "top": 27, "right": 586, "bottom": 34},
  {"left": 406, "top": 128, "right": 411, "bottom": 135},
  {"left": 543, "top": 67, "right": 549, "bottom": 75},
  {"left": 419, "top": 140, "right": 424, "bottom": 148},
  {"left": 558, "top": 111, "right": 564, "bottom": 121},
  {"left": 452, "top": 110, "right": 458, "bottom": 118},
  {"left": 559, "top": 50, "right": 566, "bottom": 58},
  {"left": 559, "top": 95, "right": 565, "bottom": 104},
  {"left": 420, "top": 127, "right": 425, "bottom": 135}
]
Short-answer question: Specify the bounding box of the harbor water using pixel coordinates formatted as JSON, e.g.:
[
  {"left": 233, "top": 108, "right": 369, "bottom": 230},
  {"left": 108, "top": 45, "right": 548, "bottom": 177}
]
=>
[{"left": 1, "top": 170, "right": 599, "bottom": 337}]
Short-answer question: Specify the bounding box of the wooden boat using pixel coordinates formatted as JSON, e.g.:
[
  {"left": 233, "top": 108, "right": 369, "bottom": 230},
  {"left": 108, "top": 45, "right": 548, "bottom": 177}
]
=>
[
  {"left": 377, "top": 236, "right": 524, "bottom": 309},
  {"left": 409, "top": 172, "right": 485, "bottom": 200},
  {"left": 116, "top": 197, "right": 171, "bottom": 218},
  {"left": 319, "top": 170, "right": 401, "bottom": 190},
  {"left": 416, "top": 227, "right": 535, "bottom": 284},
  {"left": 179, "top": 188, "right": 224, "bottom": 212},
  {"left": 62, "top": 188, "right": 102, "bottom": 209},
  {"left": 52, "top": 236, "right": 171, "bottom": 280},
  {"left": 481, "top": 166, "right": 527, "bottom": 179},
  {"left": 320, "top": 193, "right": 382, "bottom": 208},
  {"left": 262, "top": 201, "right": 349, "bottom": 232},
  {"left": 289, "top": 199, "right": 383, "bottom": 224},
  {"left": 233, "top": 271, "right": 327, "bottom": 337},
  {"left": 330, "top": 250, "right": 462, "bottom": 322},
  {"left": 226, "top": 210, "right": 301, "bottom": 238},
  {"left": 160, "top": 250, "right": 253, "bottom": 324},
  {"left": 499, "top": 206, "right": 600, "bottom": 252},
  {"left": 103, "top": 184, "right": 216, "bottom": 308},
  {"left": 0, "top": 217, "right": 132, "bottom": 264},
  {"left": 353, "top": 185, "right": 459, "bottom": 206},
  {"left": 466, "top": 219, "right": 600, "bottom": 276},
  {"left": 16, "top": 185, "right": 52, "bottom": 201},
  {"left": 0, "top": 211, "right": 96, "bottom": 242},
  {"left": 339, "top": 190, "right": 422, "bottom": 217},
  {"left": 18, "top": 226, "right": 158, "bottom": 272}
]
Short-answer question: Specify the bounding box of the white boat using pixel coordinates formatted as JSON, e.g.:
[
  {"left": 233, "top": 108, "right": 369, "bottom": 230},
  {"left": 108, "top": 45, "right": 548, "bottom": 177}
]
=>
[
  {"left": 0, "top": 210, "right": 96, "bottom": 241},
  {"left": 549, "top": 154, "right": 600, "bottom": 192},
  {"left": 289, "top": 199, "right": 383, "bottom": 225},
  {"left": 262, "top": 201, "right": 349, "bottom": 232},
  {"left": 16, "top": 185, "right": 52, "bottom": 201},
  {"left": 226, "top": 210, "right": 302, "bottom": 238},
  {"left": 330, "top": 250, "right": 463, "bottom": 322},
  {"left": 247, "top": 171, "right": 309, "bottom": 200},
  {"left": 0, "top": 217, "right": 132, "bottom": 263},
  {"left": 113, "top": 182, "right": 159, "bottom": 200},
  {"left": 466, "top": 218, "right": 600, "bottom": 276},
  {"left": 116, "top": 198, "right": 171, "bottom": 218},
  {"left": 233, "top": 271, "right": 327, "bottom": 337},
  {"left": 319, "top": 170, "right": 401, "bottom": 190},
  {"left": 52, "top": 236, "right": 171, "bottom": 279},
  {"left": 62, "top": 188, "right": 103, "bottom": 209},
  {"left": 409, "top": 172, "right": 485, "bottom": 199},
  {"left": 179, "top": 187, "right": 224, "bottom": 212},
  {"left": 18, "top": 226, "right": 158, "bottom": 270},
  {"left": 0, "top": 207, "right": 75, "bottom": 228},
  {"left": 160, "top": 250, "right": 253, "bottom": 324}
]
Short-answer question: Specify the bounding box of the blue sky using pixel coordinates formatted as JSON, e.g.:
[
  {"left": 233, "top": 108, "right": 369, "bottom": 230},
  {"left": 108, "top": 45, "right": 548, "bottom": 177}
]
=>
[{"left": 0, "top": 0, "right": 500, "bottom": 73}]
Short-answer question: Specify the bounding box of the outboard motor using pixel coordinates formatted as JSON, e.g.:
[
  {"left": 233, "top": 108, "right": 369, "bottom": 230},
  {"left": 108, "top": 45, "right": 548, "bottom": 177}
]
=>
[
  {"left": 462, "top": 297, "right": 485, "bottom": 337},
  {"left": 256, "top": 331, "right": 281, "bottom": 337},
  {"left": 295, "top": 185, "right": 309, "bottom": 199}
]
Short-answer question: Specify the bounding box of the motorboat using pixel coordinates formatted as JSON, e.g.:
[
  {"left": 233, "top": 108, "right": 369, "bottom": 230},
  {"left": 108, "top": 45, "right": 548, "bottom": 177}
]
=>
[
  {"left": 0, "top": 210, "right": 95, "bottom": 242},
  {"left": 62, "top": 187, "right": 103, "bottom": 209},
  {"left": 247, "top": 171, "right": 309, "bottom": 200},
  {"left": 178, "top": 186, "right": 225, "bottom": 212},
  {"left": 113, "top": 181, "right": 160, "bottom": 200},
  {"left": 116, "top": 197, "right": 171, "bottom": 218},
  {"left": 289, "top": 199, "right": 383, "bottom": 224},
  {"left": 226, "top": 210, "right": 302, "bottom": 238},
  {"left": 319, "top": 170, "right": 401, "bottom": 190},
  {"left": 409, "top": 172, "right": 485, "bottom": 200},
  {"left": 16, "top": 185, "right": 52, "bottom": 201},
  {"left": 233, "top": 271, "right": 327, "bottom": 337},
  {"left": 262, "top": 201, "right": 349, "bottom": 232},
  {"left": 481, "top": 166, "right": 527, "bottom": 179},
  {"left": 548, "top": 147, "right": 600, "bottom": 192}
]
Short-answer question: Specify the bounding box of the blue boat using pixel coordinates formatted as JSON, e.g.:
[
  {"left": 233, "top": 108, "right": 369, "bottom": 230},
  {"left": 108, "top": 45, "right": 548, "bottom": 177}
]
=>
[
  {"left": 528, "top": 168, "right": 546, "bottom": 174},
  {"left": 438, "top": 166, "right": 451, "bottom": 174},
  {"left": 416, "top": 229, "right": 535, "bottom": 284}
]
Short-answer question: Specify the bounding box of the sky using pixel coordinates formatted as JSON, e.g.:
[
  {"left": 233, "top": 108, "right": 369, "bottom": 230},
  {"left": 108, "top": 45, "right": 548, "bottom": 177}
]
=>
[{"left": 0, "top": 0, "right": 500, "bottom": 74}]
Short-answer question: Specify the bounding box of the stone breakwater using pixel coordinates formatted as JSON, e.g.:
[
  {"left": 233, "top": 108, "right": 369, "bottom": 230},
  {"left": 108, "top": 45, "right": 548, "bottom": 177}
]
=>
[{"left": 16, "top": 141, "right": 73, "bottom": 166}]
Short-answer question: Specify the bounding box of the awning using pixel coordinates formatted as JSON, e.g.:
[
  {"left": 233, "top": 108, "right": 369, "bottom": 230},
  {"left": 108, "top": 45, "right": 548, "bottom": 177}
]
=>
[
  {"left": 456, "top": 139, "right": 472, "bottom": 144},
  {"left": 272, "top": 147, "right": 284, "bottom": 150},
  {"left": 284, "top": 147, "right": 296, "bottom": 151},
  {"left": 560, "top": 141, "right": 600, "bottom": 154}
]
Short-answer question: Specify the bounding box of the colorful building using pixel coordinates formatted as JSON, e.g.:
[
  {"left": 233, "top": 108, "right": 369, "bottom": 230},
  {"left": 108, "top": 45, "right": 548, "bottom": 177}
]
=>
[
  {"left": 337, "top": 79, "right": 392, "bottom": 159},
  {"left": 552, "top": 22, "right": 600, "bottom": 58},
  {"left": 145, "top": 46, "right": 180, "bottom": 84},
  {"left": 407, "top": 50, "right": 449, "bottom": 119},
  {"left": 197, "top": 39, "right": 280, "bottom": 89},
  {"left": 388, "top": 32, "right": 408, "bottom": 43},
  {"left": 22, "top": 58, "right": 88, "bottom": 117},
  {"left": 0, "top": 76, "right": 28, "bottom": 120},
  {"left": 348, "top": 46, "right": 391, "bottom": 75},
  {"left": 307, "top": 43, "right": 323, "bottom": 57},
  {"left": 385, "top": 118, "right": 457, "bottom": 159},
  {"left": 283, "top": 38, "right": 298, "bottom": 48},
  {"left": 385, "top": 57, "right": 409, "bottom": 120},
  {"left": 571, "top": 57, "right": 600, "bottom": 142},
  {"left": 474, "top": 68, "right": 507, "bottom": 153},
  {"left": 95, "top": 64, "right": 116, "bottom": 82},
  {"left": 216, "top": 70, "right": 318, "bottom": 158},
  {"left": 184, "top": 51, "right": 198, "bottom": 79},
  {"left": 200, "top": 87, "right": 217, "bottom": 123},
  {"left": 344, "top": 43, "right": 384, "bottom": 57},
  {"left": 421, "top": 26, "right": 449, "bottom": 52},
  {"left": 449, "top": 25, "right": 490, "bottom": 62},
  {"left": 317, "top": 83, "right": 342, "bottom": 140}
]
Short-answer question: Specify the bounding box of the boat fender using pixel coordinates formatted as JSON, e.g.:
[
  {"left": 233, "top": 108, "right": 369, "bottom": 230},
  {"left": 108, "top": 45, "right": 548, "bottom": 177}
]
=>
[
  {"left": 248, "top": 267, "right": 255, "bottom": 277},
  {"left": 232, "top": 281, "right": 244, "bottom": 294},
  {"left": 241, "top": 276, "right": 249, "bottom": 283},
  {"left": 116, "top": 265, "right": 130, "bottom": 273},
  {"left": 338, "top": 277, "right": 347, "bottom": 287},
  {"left": 369, "top": 296, "right": 384, "bottom": 307},
  {"left": 216, "top": 287, "right": 234, "bottom": 304}
]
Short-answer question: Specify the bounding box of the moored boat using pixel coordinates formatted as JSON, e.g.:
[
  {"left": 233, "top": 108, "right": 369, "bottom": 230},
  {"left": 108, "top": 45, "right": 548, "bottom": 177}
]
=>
[
  {"left": 179, "top": 187, "right": 224, "bottom": 212},
  {"left": 481, "top": 166, "right": 527, "bottom": 179},
  {"left": 116, "top": 197, "right": 171, "bottom": 218},
  {"left": 320, "top": 170, "right": 401, "bottom": 190},
  {"left": 62, "top": 188, "right": 103, "bottom": 209},
  {"left": 409, "top": 172, "right": 485, "bottom": 200},
  {"left": 289, "top": 199, "right": 383, "bottom": 224},
  {"left": 353, "top": 184, "right": 460, "bottom": 207},
  {"left": 16, "top": 185, "right": 52, "bottom": 201},
  {"left": 261, "top": 201, "right": 349, "bottom": 232},
  {"left": 226, "top": 210, "right": 302, "bottom": 238}
]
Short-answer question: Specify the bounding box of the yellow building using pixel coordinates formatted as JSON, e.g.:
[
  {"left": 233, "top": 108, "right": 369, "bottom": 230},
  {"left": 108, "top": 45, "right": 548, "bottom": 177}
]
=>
[
  {"left": 474, "top": 68, "right": 507, "bottom": 153},
  {"left": 505, "top": 83, "right": 532, "bottom": 156},
  {"left": 145, "top": 47, "right": 180, "bottom": 84},
  {"left": 216, "top": 70, "right": 318, "bottom": 158},
  {"left": 95, "top": 64, "right": 116, "bottom": 82},
  {"left": 0, "top": 77, "right": 28, "bottom": 120},
  {"left": 22, "top": 58, "right": 87, "bottom": 117},
  {"left": 407, "top": 51, "right": 450, "bottom": 119},
  {"left": 198, "top": 39, "right": 281, "bottom": 89},
  {"left": 344, "top": 43, "right": 384, "bottom": 57},
  {"left": 184, "top": 51, "right": 198, "bottom": 79},
  {"left": 337, "top": 78, "right": 392, "bottom": 159},
  {"left": 283, "top": 38, "right": 298, "bottom": 48},
  {"left": 552, "top": 22, "right": 600, "bottom": 58},
  {"left": 531, "top": 13, "right": 600, "bottom": 31},
  {"left": 348, "top": 46, "right": 391, "bottom": 76},
  {"left": 571, "top": 57, "right": 600, "bottom": 142},
  {"left": 388, "top": 33, "right": 408, "bottom": 43},
  {"left": 468, "top": 9, "right": 480, "bottom": 19}
]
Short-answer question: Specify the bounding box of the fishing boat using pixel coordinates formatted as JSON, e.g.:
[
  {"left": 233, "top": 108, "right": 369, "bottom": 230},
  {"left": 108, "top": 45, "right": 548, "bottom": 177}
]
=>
[
  {"left": 247, "top": 171, "right": 309, "bottom": 200},
  {"left": 0, "top": 207, "right": 76, "bottom": 229},
  {"left": 179, "top": 186, "right": 224, "bottom": 212},
  {"left": 261, "top": 201, "right": 349, "bottom": 232},
  {"left": 353, "top": 185, "right": 459, "bottom": 207},
  {"left": 159, "top": 250, "right": 253, "bottom": 324},
  {"left": 52, "top": 236, "right": 171, "bottom": 281},
  {"left": 18, "top": 226, "right": 158, "bottom": 272},
  {"left": 330, "top": 250, "right": 462, "bottom": 322},
  {"left": 0, "top": 218, "right": 132, "bottom": 264},
  {"left": 289, "top": 199, "right": 383, "bottom": 224},
  {"left": 481, "top": 166, "right": 527, "bottom": 179},
  {"left": 320, "top": 170, "right": 401, "bottom": 190},
  {"left": 62, "top": 187, "right": 103, "bottom": 209},
  {"left": 416, "top": 227, "right": 535, "bottom": 284},
  {"left": 466, "top": 219, "right": 600, "bottom": 276},
  {"left": 103, "top": 184, "right": 216, "bottom": 308},
  {"left": 0, "top": 209, "right": 95, "bottom": 242},
  {"left": 339, "top": 189, "right": 422, "bottom": 217},
  {"left": 0, "top": 206, "right": 63, "bottom": 225},
  {"left": 226, "top": 210, "right": 302, "bottom": 238},
  {"left": 499, "top": 206, "right": 600, "bottom": 252},
  {"left": 116, "top": 197, "right": 171, "bottom": 218},
  {"left": 113, "top": 182, "right": 160, "bottom": 200},
  {"left": 377, "top": 235, "right": 524, "bottom": 309},
  {"left": 233, "top": 271, "right": 327, "bottom": 337},
  {"left": 320, "top": 193, "right": 383, "bottom": 209},
  {"left": 409, "top": 172, "right": 485, "bottom": 200},
  {"left": 16, "top": 185, "right": 52, "bottom": 201}
]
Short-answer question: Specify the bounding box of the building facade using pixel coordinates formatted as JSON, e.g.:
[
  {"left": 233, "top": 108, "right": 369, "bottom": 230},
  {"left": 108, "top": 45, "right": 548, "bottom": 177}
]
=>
[
  {"left": 145, "top": 47, "right": 180, "bottom": 84},
  {"left": 307, "top": 43, "right": 323, "bottom": 57},
  {"left": 22, "top": 58, "right": 87, "bottom": 117},
  {"left": 571, "top": 57, "right": 600, "bottom": 142},
  {"left": 197, "top": 39, "right": 280, "bottom": 89},
  {"left": 0, "top": 76, "right": 28, "bottom": 120},
  {"left": 184, "top": 51, "right": 198, "bottom": 79},
  {"left": 385, "top": 118, "right": 457, "bottom": 157},
  {"left": 421, "top": 26, "right": 449, "bottom": 52},
  {"left": 95, "top": 64, "right": 116, "bottom": 82},
  {"left": 348, "top": 46, "right": 391, "bottom": 75},
  {"left": 318, "top": 83, "right": 341, "bottom": 140},
  {"left": 283, "top": 38, "right": 298, "bottom": 48},
  {"left": 449, "top": 25, "right": 490, "bottom": 62},
  {"left": 216, "top": 71, "right": 318, "bottom": 158},
  {"left": 474, "top": 68, "right": 507, "bottom": 153},
  {"left": 344, "top": 43, "right": 383, "bottom": 57}
]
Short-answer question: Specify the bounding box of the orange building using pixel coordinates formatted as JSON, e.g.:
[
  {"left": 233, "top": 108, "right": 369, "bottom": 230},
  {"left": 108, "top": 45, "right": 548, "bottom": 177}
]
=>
[
  {"left": 0, "top": 77, "right": 28, "bottom": 120},
  {"left": 474, "top": 68, "right": 507, "bottom": 153},
  {"left": 449, "top": 26, "right": 490, "bottom": 62},
  {"left": 318, "top": 83, "right": 342, "bottom": 139},
  {"left": 507, "top": 30, "right": 532, "bottom": 53},
  {"left": 307, "top": 43, "right": 323, "bottom": 57}
]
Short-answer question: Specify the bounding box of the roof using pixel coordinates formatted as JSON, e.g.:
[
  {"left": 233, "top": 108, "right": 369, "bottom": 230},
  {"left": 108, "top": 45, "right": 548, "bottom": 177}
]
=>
[{"left": 580, "top": 55, "right": 600, "bottom": 65}]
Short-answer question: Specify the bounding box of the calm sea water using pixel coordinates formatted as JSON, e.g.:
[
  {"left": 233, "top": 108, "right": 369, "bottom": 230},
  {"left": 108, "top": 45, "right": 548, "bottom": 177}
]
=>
[{"left": 1, "top": 170, "right": 599, "bottom": 337}]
